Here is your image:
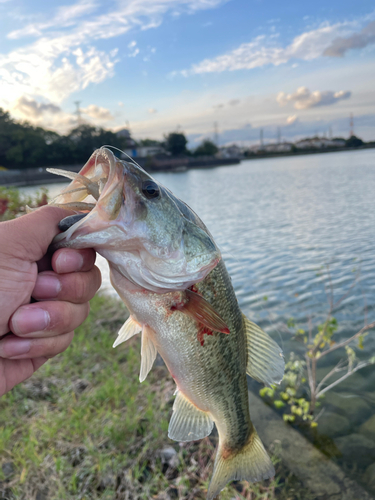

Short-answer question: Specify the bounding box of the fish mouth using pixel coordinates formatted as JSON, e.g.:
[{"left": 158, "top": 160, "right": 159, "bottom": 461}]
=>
[{"left": 50, "top": 147, "right": 127, "bottom": 246}]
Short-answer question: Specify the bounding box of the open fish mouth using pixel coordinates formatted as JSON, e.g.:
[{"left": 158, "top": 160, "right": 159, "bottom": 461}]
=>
[
  {"left": 48, "top": 147, "right": 122, "bottom": 219},
  {"left": 49, "top": 147, "right": 128, "bottom": 244}
]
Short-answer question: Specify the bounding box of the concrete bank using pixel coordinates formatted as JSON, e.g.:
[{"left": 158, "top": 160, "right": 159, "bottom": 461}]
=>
[{"left": 249, "top": 391, "right": 374, "bottom": 500}]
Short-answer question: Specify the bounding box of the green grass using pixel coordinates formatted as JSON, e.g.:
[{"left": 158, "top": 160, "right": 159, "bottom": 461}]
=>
[{"left": 0, "top": 294, "right": 314, "bottom": 500}]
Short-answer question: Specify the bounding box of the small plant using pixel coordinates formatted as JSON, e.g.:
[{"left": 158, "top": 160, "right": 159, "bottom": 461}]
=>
[
  {"left": 260, "top": 266, "right": 375, "bottom": 425},
  {"left": 0, "top": 186, "right": 48, "bottom": 221}
]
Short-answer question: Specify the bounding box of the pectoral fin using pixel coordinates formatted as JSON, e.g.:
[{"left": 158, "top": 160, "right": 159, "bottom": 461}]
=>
[
  {"left": 168, "top": 390, "right": 214, "bottom": 442},
  {"left": 181, "top": 289, "right": 230, "bottom": 334},
  {"left": 139, "top": 325, "right": 157, "bottom": 382},
  {"left": 243, "top": 314, "right": 284, "bottom": 386},
  {"left": 113, "top": 316, "right": 142, "bottom": 348}
]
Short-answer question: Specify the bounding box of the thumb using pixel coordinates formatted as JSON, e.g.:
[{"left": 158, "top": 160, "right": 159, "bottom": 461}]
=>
[{"left": 1, "top": 206, "right": 73, "bottom": 262}]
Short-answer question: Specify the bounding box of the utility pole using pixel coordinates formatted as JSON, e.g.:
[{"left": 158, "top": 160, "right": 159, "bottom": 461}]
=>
[
  {"left": 74, "top": 101, "right": 82, "bottom": 126},
  {"left": 214, "top": 121, "right": 219, "bottom": 146},
  {"left": 260, "top": 128, "right": 263, "bottom": 147},
  {"left": 329, "top": 126, "right": 332, "bottom": 139},
  {"left": 350, "top": 113, "right": 354, "bottom": 137}
]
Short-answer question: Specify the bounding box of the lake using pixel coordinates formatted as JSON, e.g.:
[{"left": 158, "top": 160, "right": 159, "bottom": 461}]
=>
[{"left": 21, "top": 148, "right": 375, "bottom": 491}]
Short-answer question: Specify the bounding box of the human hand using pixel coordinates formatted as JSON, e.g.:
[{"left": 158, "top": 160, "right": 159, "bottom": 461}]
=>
[{"left": 0, "top": 206, "right": 101, "bottom": 396}]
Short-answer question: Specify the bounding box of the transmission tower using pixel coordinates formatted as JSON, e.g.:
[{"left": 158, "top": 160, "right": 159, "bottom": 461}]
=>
[
  {"left": 213, "top": 121, "right": 219, "bottom": 146},
  {"left": 277, "top": 126, "right": 281, "bottom": 144},
  {"left": 350, "top": 113, "right": 354, "bottom": 137},
  {"left": 74, "top": 101, "right": 82, "bottom": 126}
]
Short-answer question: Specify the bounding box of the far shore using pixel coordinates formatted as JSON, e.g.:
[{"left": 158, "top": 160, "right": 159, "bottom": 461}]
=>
[{"left": 0, "top": 143, "right": 374, "bottom": 188}]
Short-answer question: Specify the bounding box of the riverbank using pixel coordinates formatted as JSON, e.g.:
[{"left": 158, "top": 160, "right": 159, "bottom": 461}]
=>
[
  {"left": 1, "top": 144, "right": 374, "bottom": 188},
  {"left": 0, "top": 293, "right": 315, "bottom": 500},
  {"left": 0, "top": 156, "right": 240, "bottom": 188}
]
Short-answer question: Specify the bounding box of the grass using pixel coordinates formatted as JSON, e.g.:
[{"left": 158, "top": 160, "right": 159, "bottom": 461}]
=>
[{"left": 0, "top": 294, "right": 314, "bottom": 500}]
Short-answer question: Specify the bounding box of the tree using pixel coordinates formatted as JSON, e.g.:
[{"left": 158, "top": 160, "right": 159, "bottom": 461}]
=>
[
  {"left": 164, "top": 132, "right": 188, "bottom": 156},
  {"left": 346, "top": 135, "right": 364, "bottom": 148},
  {"left": 193, "top": 139, "right": 218, "bottom": 157},
  {"left": 138, "top": 138, "right": 162, "bottom": 147}
]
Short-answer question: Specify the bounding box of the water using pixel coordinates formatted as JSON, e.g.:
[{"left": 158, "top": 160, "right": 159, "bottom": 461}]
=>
[{"left": 21, "top": 149, "right": 375, "bottom": 486}]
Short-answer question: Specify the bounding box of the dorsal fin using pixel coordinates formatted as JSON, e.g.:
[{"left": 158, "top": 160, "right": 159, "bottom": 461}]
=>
[
  {"left": 113, "top": 316, "right": 142, "bottom": 348},
  {"left": 168, "top": 390, "right": 214, "bottom": 442},
  {"left": 139, "top": 325, "right": 157, "bottom": 382},
  {"left": 243, "top": 314, "right": 284, "bottom": 386}
]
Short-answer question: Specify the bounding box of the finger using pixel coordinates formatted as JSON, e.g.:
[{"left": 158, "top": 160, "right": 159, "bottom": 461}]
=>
[
  {"left": 1, "top": 206, "right": 74, "bottom": 262},
  {"left": 0, "top": 331, "right": 74, "bottom": 359},
  {"left": 0, "top": 357, "right": 48, "bottom": 397},
  {"left": 9, "top": 302, "right": 90, "bottom": 338},
  {"left": 32, "top": 267, "right": 101, "bottom": 303},
  {"left": 52, "top": 248, "right": 96, "bottom": 274}
]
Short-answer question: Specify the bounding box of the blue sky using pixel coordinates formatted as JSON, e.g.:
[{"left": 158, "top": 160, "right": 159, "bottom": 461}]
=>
[{"left": 0, "top": 0, "right": 374, "bottom": 146}]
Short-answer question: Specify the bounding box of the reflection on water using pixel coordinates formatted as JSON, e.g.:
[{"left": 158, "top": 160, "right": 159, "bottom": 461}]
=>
[{"left": 21, "top": 149, "right": 375, "bottom": 489}]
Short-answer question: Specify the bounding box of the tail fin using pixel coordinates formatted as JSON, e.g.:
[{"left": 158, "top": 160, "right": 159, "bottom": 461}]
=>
[{"left": 206, "top": 428, "right": 274, "bottom": 500}]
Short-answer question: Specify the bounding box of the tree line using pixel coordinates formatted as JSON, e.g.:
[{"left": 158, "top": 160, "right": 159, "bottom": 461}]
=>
[{"left": 0, "top": 109, "right": 219, "bottom": 170}]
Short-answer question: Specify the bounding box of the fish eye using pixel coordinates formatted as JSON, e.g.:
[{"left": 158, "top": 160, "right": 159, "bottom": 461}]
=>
[{"left": 142, "top": 180, "right": 160, "bottom": 199}]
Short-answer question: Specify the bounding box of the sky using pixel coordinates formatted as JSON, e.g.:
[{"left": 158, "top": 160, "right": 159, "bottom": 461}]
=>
[{"left": 0, "top": 0, "right": 374, "bottom": 147}]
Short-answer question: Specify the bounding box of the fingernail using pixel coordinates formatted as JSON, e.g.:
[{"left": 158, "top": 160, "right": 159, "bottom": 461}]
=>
[
  {"left": 3, "top": 339, "right": 31, "bottom": 357},
  {"left": 11, "top": 307, "right": 50, "bottom": 335},
  {"left": 55, "top": 251, "right": 84, "bottom": 274},
  {"left": 33, "top": 275, "right": 61, "bottom": 298}
]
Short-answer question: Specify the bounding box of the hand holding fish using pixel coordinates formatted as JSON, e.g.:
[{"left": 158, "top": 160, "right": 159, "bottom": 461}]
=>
[{"left": 0, "top": 206, "right": 101, "bottom": 397}]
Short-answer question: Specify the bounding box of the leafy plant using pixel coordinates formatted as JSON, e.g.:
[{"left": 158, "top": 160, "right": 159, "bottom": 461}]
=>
[{"left": 260, "top": 266, "right": 375, "bottom": 425}]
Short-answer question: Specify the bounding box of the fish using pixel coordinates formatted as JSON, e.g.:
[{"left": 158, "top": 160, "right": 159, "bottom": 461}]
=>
[{"left": 49, "top": 147, "right": 284, "bottom": 499}]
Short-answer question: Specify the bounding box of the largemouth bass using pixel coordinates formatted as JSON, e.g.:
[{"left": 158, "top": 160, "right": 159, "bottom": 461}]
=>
[{"left": 49, "top": 147, "right": 284, "bottom": 499}]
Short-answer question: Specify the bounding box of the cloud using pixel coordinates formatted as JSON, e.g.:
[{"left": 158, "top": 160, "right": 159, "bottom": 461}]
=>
[
  {"left": 228, "top": 99, "right": 240, "bottom": 106},
  {"left": 286, "top": 115, "right": 298, "bottom": 125},
  {"left": 0, "top": 0, "right": 227, "bottom": 127},
  {"left": 182, "top": 22, "right": 356, "bottom": 74},
  {"left": 82, "top": 104, "right": 113, "bottom": 121},
  {"left": 12, "top": 96, "right": 61, "bottom": 118},
  {"left": 0, "top": 43, "right": 117, "bottom": 105},
  {"left": 148, "top": 108, "right": 158, "bottom": 114},
  {"left": 213, "top": 98, "right": 241, "bottom": 110},
  {"left": 277, "top": 87, "right": 351, "bottom": 110},
  {"left": 323, "top": 20, "right": 375, "bottom": 57}
]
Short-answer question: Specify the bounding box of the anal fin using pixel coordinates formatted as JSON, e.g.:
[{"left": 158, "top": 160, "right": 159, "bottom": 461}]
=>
[
  {"left": 168, "top": 390, "right": 214, "bottom": 442},
  {"left": 139, "top": 325, "right": 157, "bottom": 382},
  {"left": 243, "top": 314, "right": 284, "bottom": 386}
]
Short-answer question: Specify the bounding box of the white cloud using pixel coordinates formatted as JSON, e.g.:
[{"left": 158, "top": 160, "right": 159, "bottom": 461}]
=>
[
  {"left": 277, "top": 87, "right": 351, "bottom": 109},
  {"left": 148, "top": 108, "right": 158, "bottom": 114},
  {"left": 0, "top": 0, "right": 227, "bottom": 128},
  {"left": 82, "top": 104, "right": 113, "bottom": 121},
  {"left": 183, "top": 22, "right": 356, "bottom": 74},
  {"left": 324, "top": 20, "right": 375, "bottom": 57},
  {"left": 286, "top": 114, "right": 298, "bottom": 125}
]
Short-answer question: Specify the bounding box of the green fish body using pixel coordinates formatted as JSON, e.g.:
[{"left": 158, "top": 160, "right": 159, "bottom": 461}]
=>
[{"left": 51, "top": 148, "right": 284, "bottom": 499}]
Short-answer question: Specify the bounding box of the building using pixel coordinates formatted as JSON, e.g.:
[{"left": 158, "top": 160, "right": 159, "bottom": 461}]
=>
[
  {"left": 121, "top": 145, "right": 165, "bottom": 159},
  {"left": 218, "top": 144, "right": 245, "bottom": 159},
  {"left": 295, "top": 137, "right": 346, "bottom": 149}
]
